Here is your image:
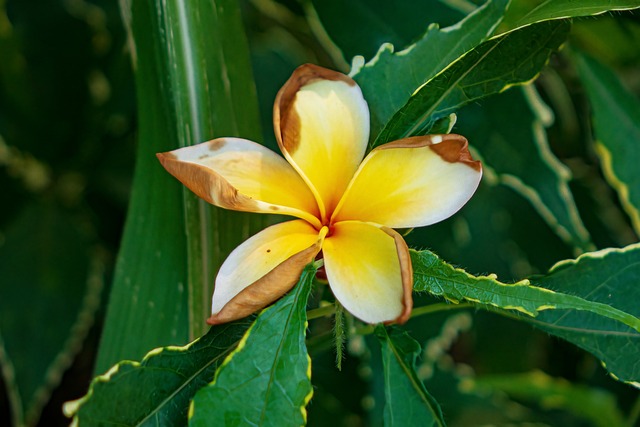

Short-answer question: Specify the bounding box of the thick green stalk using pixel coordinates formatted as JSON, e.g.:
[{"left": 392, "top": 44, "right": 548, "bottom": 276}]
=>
[{"left": 96, "top": 0, "right": 263, "bottom": 373}]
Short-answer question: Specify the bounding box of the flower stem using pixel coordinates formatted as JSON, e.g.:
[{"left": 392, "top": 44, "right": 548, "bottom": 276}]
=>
[
  {"left": 306, "top": 301, "right": 476, "bottom": 354},
  {"left": 308, "top": 301, "right": 474, "bottom": 323},
  {"left": 334, "top": 301, "right": 346, "bottom": 370},
  {"left": 352, "top": 303, "right": 474, "bottom": 335},
  {"left": 410, "top": 302, "right": 474, "bottom": 319},
  {"left": 307, "top": 304, "right": 335, "bottom": 320}
]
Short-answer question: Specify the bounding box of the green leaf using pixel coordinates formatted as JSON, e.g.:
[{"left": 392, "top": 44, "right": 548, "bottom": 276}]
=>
[
  {"left": 411, "top": 246, "right": 640, "bottom": 383},
  {"left": 456, "top": 86, "right": 592, "bottom": 251},
  {"left": 375, "top": 326, "right": 446, "bottom": 427},
  {"left": 500, "top": 0, "right": 640, "bottom": 33},
  {"left": 470, "top": 371, "right": 626, "bottom": 427},
  {"left": 96, "top": 0, "right": 265, "bottom": 372},
  {"left": 528, "top": 244, "right": 640, "bottom": 384},
  {"left": 411, "top": 249, "right": 640, "bottom": 333},
  {"left": 351, "top": 0, "right": 509, "bottom": 144},
  {"left": 66, "top": 319, "right": 252, "bottom": 426},
  {"left": 574, "top": 52, "right": 640, "bottom": 236},
  {"left": 158, "top": 0, "right": 266, "bottom": 340},
  {"left": 0, "top": 202, "right": 103, "bottom": 427},
  {"left": 309, "top": 0, "right": 466, "bottom": 62},
  {"left": 375, "top": 19, "right": 570, "bottom": 145},
  {"left": 189, "top": 263, "right": 317, "bottom": 427}
]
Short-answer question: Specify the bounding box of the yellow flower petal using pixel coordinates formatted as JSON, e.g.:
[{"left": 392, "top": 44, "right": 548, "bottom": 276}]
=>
[
  {"left": 157, "top": 137, "right": 321, "bottom": 228},
  {"left": 333, "top": 134, "right": 482, "bottom": 228},
  {"left": 274, "top": 64, "right": 370, "bottom": 221},
  {"left": 322, "top": 221, "right": 412, "bottom": 324},
  {"left": 207, "top": 220, "right": 325, "bottom": 325}
]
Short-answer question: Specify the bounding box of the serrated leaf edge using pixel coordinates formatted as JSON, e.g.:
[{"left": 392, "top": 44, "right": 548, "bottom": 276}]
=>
[
  {"left": 595, "top": 142, "right": 640, "bottom": 236},
  {"left": 376, "top": 20, "right": 569, "bottom": 145},
  {"left": 521, "top": 85, "right": 592, "bottom": 251},
  {"left": 67, "top": 321, "right": 242, "bottom": 425},
  {"left": 466, "top": 86, "right": 592, "bottom": 253},
  {"left": 350, "top": 0, "right": 507, "bottom": 79},
  {"left": 184, "top": 321, "right": 257, "bottom": 421},
  {"left": 412, "top": 249, "right": 548, "bottom": 317},
  {"left": 606, "top": 367, "right": 640, "bottom": 390},
  {"left": 259, "top": 268, "right": 315, "bottom": 427},
  {"left": 504, "top": 3, "right": 640, "bottom": 35},
  {"left": 301, "top": 341, "right": 314, "bottom": 424},
  {"left": 546, "top": 241, "right": 640, "bottom": 274},
  {"left": 412, "top": 250, "right": 640, "bottom": 332},
  {"left": 188, "top": 265, "right": 316, "bottom": 426}
]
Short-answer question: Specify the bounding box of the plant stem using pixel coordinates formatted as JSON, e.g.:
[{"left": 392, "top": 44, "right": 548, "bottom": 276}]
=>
[
  {"left": 353, "top": 303, "right": 474, "bottom": 335},
  {"left": 410, "top": 302, "right": 474, "bottom": 318},
  {"left": 333, "top": 301, "right": 346, "bottom": 370},
  {"left": 307, "top": 301, "right": 474, "bottom": 323},
  {"left": 307, "top": 304, "right": 335, "bottom": 320}
]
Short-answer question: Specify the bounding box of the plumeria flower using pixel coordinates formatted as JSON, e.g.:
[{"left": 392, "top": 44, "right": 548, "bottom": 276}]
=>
[{"left": 157, "top": 64, "right": 482, "bottom": 325}]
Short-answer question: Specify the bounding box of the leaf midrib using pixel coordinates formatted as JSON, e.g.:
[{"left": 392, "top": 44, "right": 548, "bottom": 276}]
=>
[
  {"left": 414, "top": 267, "right": 640, "bottom": 333},
  {"left": 134, "top": 338, "right": 239, "bottom": 426},
  {"left": 391, "top": 20, "right": 565, "bottom": 141},
  {"left": 387, "top": 334, "right": 444, "bottom": 427},
  {"left": 258, "top": 271, "right": 311, "bottom": 425}
]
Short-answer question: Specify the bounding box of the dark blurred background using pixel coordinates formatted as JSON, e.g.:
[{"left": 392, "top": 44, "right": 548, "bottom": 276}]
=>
[{"left": 1, "top": 0, "right": 639, "bottom": 426}]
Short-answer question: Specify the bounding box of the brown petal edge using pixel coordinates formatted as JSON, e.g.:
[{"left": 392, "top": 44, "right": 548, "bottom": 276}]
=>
[
  {"left": 206, "top": 235, "right": 324, "bottom": 325},
  {"left": 156, "top": 150, "right": 259, "bottom": 212},
  {"left": 380, "top": 226, "right": 413, "bottom": 325},
  {"left": 376, "top": 134, "right": 482, "bottom": 172},
  {"left": 273, "top": 64, "right": 357, "bottom": 156}
]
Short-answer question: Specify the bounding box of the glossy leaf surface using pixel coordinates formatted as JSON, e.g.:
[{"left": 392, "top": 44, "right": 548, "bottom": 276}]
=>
[
  {"left": 375, "top": 20, "right": 570, "bottom": 145},
  {"left": 189, "top": 264, "right": 317, "bottom": 427},
  {"left": 68, "top": 320, "right": 251, "bottom": 426},
  {"left": 376, "top": 326, "right": 445, "bottom": 427},
  {"left": 412, "top": 246, "right": 640, "bottom": 383},
  {"left": 500, "top": 0, "right": 640, "bottom": 33},
  {"left": 351, "top": 0, "right": 508, "bottom": 143},
  {"left": 412, "top": 249, "right": 639, "bottom": 331},
  {"left": 529, "top": 244, "right": 640, "bottom": 383}
]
